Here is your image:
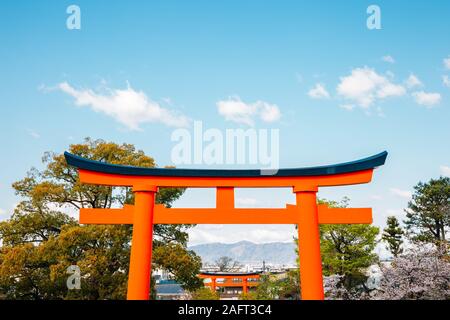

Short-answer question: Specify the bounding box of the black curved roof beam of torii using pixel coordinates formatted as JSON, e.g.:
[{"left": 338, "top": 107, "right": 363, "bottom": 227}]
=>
[{"left": 64, "top": 151, "right": 387, "bottom": 178}]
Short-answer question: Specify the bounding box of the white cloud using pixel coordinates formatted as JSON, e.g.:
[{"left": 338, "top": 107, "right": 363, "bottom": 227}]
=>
[
  {"left": 390, "top": 188, "right": 412, "bottom": 199},
  {"left": 440, "top": 165, "right": 450, "bottom": 177},
  {"left": 384, "top": 209, "right": 406, "bottom": 220},
  {"left": 339, "top": 104, "right": 355, "bottom": 111},
  {"left": 27, "top": 129, "right": 40, "bottom": 139},
  {"left": 217, "top": 97, "right": 256, "bottom": 126},
  {"left": 235, "top": 197, "right": 259, "bottom": 207},
  {"left": 308, "top": 83, "right": 330, "bottom": 99},
  {"left": 0, "top": 208, "right": 5, "bottom": 216},
  {"left": 199, "top": 224, "right": 225, "bottom": 230},
  {"left": 444, "top": 56, "right": 450, "bottom": 70},
  {"left": 376, "top": 82, "right": 406, "bottom": 99},
  {"left": 382, "top": 55, "right": 395, "bottom": 64},
  {"left": 405, "top": 74, "right": 423, "bottom": 88},
  {"left": 188, "top": 226, "right": 295, "bottom": 245},
  {"left": 245, "top": 229, "right": 294, "bottom": 243},
  {"left": 216, "top": 96, "right": 281, "bottom": 126},
  {"left": 46, "top": 202, "right": 79, "bottom": 219},
  {"left": 386, "top": 209, "right": 404, "bottom": 216},
  {"left": 337, "top": 67, "right": 406, "bottom": 109},
  {"left": 370, "top": 195, "right": 382, "bottom": 200},
  {"left": 259, "top": 103, "right": 282, "bottom": 123},
  {"left": 411, "top": 91, "right": 441, "bottom": 107},
  {"left": 442, "top": 75, "right": 450, "bottom": 88},
  {"left": 58, "top": 82, "right": 190, "bottom": 130},
  {"left": 188, "top": 229, "right": 227, "bottom": 244}
]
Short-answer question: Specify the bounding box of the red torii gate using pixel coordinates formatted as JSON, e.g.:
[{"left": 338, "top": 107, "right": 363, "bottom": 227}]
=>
[
  {"left": 198, "top": 272, "right": 261, "bottom": 294},
  {"left": 64, "top": 151, "right": 387, "bottom": 300}
]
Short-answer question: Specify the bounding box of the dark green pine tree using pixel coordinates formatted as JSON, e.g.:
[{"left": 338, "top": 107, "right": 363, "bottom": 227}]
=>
[
  {"left": 404, "top": 177, "right": 450, "bottom": 246},
  {"left": 382, "top": 216, "right": 404, "bottom": 257}
]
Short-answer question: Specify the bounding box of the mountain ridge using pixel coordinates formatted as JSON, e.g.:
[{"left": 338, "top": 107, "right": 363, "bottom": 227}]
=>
[{"left": 189, "top": 241, "right": 297, "bottom": 265}]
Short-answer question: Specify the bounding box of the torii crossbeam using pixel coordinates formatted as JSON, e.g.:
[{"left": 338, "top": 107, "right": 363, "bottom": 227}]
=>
[{"left": 64, "top": 151, "right": 387, "bottom": 300}]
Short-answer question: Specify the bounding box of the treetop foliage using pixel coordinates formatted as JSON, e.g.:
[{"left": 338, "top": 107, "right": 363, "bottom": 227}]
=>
[{"left": 0, "top": 138, "right": 201, "bottom": 299}]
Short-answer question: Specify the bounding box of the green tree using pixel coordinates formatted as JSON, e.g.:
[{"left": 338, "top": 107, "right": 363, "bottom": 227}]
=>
[
  {"left": 153, "top": 244, "right": 203, "bottom": 290},
  {"left": 254, "top": 274, "right": 278, "bottom": 300},
  {"left": 254, "top": 271, "right": 299, "bottom": 300},
  {"left": 275, "top": 270, "right": 300, "bottom": 300},
  {"left": 382, "top": 216, "right": 404, "bottom": 257},
  {"left": 319, "top": 198, "right": 379, "bottom": 292},
  {"left": 214, "top": 256, "right": 240, "bottom": 272},
  {"left": 239, "top": 291, "right": 257, "bottom": 300},
  {"left": 0, "top": 138, "right": 202, "bottom": 299},
  {"left": 190, "top": 287, "right": 219, "bottom": 300},
  {"left": 404, "top": 177, "right": 450, "bottom": 245}
]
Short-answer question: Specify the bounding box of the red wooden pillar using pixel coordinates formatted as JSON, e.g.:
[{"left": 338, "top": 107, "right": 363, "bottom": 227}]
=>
[
  {"left": 127, "top": 185, "right": 157, "bottom": 300},
  {"left": 243, "top": 278, "right": 248, "bottom": 294},
  {"left": 294, "top": 186, "right": 324, "bottom": 300}
]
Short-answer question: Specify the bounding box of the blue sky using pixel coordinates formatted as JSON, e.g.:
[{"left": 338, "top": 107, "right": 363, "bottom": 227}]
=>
[{"left": 0, "top": 1, "right": 449, "bottom": 250}]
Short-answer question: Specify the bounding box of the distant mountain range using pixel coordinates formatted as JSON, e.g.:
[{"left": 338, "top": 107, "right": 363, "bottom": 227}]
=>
[{"left": 189, "top": 241, "right": 297, "bottom": 265}]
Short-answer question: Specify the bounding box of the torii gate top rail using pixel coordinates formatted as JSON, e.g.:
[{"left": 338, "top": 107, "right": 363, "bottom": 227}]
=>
[
  {"left": 64, "top": 151, "right": 387, "bottom": 301},
  {"left": 65, "top": 151, "right": 387, "bottom": 178}
]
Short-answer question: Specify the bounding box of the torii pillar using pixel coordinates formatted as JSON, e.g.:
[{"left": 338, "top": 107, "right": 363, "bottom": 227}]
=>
[
  {"left": 295, "top": 185, "right": 323, "bottom": 299},
  {"left": 127, "top": 185, "right": 157, "bottom": 300}
]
